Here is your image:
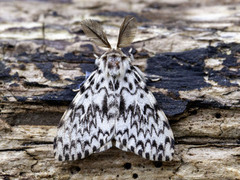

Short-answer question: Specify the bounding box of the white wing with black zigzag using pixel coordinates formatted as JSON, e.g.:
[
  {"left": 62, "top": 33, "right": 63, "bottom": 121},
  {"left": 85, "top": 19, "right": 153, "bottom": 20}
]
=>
[
  {"left": 115, "top": 66, "right": 174, "bottom": 161},
  {"left": 54, "top": 69, "right": 115, "bottom": 161}
]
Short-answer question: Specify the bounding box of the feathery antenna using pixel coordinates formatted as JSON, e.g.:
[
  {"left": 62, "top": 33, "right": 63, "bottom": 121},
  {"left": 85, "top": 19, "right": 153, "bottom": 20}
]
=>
[
  {"left": 117, "top": 16, "right": 137, "bottom": 48},
  {"left": 81, "top": 20, "right": 111, "bottom": 48}
]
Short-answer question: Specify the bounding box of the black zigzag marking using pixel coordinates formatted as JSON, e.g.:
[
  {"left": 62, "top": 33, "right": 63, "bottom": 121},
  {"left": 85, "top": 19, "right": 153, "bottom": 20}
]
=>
[{"left": 55, "top": 63, "right": 174, "bottom": 161}]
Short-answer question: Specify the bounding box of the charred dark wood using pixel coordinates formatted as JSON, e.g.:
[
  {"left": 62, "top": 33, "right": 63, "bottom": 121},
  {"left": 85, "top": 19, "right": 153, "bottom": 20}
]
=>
[{"left": 0, "top": 0, "right": 240, "bottom": 179}]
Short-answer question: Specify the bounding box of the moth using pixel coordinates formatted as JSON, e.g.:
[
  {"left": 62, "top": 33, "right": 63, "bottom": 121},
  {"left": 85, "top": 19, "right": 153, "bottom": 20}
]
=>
[{"left": 54, "top": 16, "right": 174, "bottom": 161}]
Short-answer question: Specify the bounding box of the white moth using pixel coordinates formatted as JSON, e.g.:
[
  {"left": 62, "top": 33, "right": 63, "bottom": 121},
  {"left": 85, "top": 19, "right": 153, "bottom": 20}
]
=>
[{"left": 54, "top": 16, "right": 174, "bottom": 161}]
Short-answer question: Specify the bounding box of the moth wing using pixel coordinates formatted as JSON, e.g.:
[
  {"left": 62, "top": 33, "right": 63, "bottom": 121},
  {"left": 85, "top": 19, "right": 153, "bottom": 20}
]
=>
[
  {"left": 54, "top": 70, "right": 115, "bottom": 161},
  {"left": 115, "top": 67, "right": 174, "bottom": 161}
]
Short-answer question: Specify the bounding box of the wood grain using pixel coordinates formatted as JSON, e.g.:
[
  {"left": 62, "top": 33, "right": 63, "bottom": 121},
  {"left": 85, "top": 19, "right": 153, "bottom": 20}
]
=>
[{"left": 0, "top": 0, "right": 239, "bottom": 179}]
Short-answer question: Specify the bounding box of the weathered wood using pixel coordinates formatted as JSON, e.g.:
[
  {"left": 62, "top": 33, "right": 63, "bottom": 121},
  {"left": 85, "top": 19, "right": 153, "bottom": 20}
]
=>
[{"left": 0, "top": 0, "right": 240, "bottom": 179}]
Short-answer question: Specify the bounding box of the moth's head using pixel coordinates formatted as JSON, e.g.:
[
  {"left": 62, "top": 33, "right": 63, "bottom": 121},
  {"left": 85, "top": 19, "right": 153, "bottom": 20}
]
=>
[
  {"left": 97, "top": 49, "right": 132, "bottom": 77},
  {"left": 81, "top": 16, "right": 137, "bottom": 77}
]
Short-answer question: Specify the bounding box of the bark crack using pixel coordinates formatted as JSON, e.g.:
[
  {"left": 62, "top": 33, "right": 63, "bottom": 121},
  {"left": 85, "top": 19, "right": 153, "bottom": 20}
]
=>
[
  {"left": 219, "top": 121, "right": 224, "bottom": 137},
  {"left": 24, "top": 149, "right": 39, "bottom": 172}
]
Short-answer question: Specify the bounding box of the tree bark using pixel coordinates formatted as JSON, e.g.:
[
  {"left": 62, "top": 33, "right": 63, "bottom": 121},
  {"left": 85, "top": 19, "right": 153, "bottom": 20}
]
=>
[{"left": 0, "top": 0, "right": 239, "bottom": 179}]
